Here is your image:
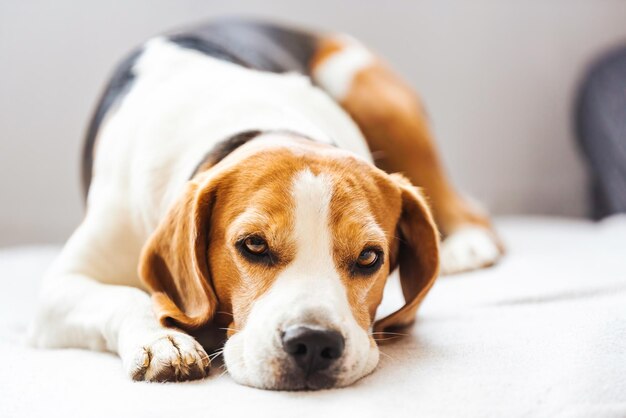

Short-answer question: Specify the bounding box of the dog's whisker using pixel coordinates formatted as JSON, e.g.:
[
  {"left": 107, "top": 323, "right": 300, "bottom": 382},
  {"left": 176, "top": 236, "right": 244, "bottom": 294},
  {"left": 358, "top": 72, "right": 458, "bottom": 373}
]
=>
[
  {"left": 372, "top": 336, "right": 403, "bottom": 342},
  {"left": 218, "top": 361, "right": 236, "bottom": 378},
  {"left": 392, "top": 234, "right": 409, "bottom": 245},
  {"left": 370, "top": 331, "right": 408, "bottom": 336},
  {"left": 216, "top": 311, "right": 234, "bottom": 317},
  {"left": 218, "top": 327, "right": 241, "bottom": 333},
  {"left": 378, "top": 349, "right": 395, "bottom": 361}
]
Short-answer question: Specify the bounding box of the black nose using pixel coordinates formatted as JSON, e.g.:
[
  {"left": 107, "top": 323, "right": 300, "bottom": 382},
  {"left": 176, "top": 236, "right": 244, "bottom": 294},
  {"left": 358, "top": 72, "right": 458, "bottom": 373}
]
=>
[{"left": 282, "top": 326, "right": 345, "bottom": 375}]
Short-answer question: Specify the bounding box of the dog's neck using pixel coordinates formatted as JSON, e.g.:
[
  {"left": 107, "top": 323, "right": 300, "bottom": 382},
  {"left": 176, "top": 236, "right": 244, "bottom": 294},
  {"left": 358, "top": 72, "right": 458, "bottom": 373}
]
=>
[{"left": 190, "top": 129, "right": 334, "bottom": 178}]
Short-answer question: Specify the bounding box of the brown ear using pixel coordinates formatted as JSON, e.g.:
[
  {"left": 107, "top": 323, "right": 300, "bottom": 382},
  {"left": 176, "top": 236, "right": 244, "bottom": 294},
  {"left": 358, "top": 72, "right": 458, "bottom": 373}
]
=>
[
  {"left": 374, "top": 174, "right": 440, "bottom": 334},
  {"left": 139, "top": 173, "right": 219, "bottom": 331}
]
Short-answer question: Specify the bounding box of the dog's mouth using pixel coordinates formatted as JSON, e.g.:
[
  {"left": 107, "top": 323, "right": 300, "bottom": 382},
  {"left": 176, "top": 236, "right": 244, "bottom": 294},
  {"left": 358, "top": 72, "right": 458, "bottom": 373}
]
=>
[{"left": 274, "top": 368, "right": 339, "bottom": 391}]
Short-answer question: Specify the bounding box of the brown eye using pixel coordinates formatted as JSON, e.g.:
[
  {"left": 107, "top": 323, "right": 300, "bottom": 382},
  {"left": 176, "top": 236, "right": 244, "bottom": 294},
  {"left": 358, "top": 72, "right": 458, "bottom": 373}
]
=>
[
  {"left": 357, "top": 249, "right": 379, "bottom": 268},
  {"left": 243, "top": 236, "right": 268, "bottom": 255}
]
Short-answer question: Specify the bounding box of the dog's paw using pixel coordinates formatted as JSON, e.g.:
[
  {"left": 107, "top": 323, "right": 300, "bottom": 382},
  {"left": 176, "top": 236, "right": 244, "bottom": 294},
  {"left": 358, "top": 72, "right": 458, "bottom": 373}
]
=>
[
  {"left": 126, "top": 332, "right": 210, "bottom": 382},
  {"left": 440, "top": 226, "right": 502, "bottom": 275}
]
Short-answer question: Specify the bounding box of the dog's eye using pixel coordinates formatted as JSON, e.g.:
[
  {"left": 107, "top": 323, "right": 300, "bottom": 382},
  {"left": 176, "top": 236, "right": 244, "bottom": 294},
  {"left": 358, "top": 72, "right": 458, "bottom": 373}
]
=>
[
  {"left": 357, "top": 249, "right": 379, "bottom": 268},
  {"left": 352, "top": 248, "right": 383, "bottom": 276},
  {"left": 243, "top": 236, "right": 268, "bottom": 255},
  {"left": 237, "top": 235, "right": 276, "bottom": 266}
]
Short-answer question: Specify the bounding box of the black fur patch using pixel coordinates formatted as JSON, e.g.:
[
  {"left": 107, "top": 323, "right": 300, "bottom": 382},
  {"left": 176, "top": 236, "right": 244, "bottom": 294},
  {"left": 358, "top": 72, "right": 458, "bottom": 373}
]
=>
[
  {"left": 82, "top": 47, "right": 143, "bottom": 197},
  {"left": 191, "top": 130, "right": 264, "bottom": 177},
  {"left": 190, "top": 129, "right": 334, "bottom": 179},
  {"left": 167, "top": 18, "right": 318, "bottom": 74},
  {"left": 167, "top": 34, "right": 247, "bottom": 67}
]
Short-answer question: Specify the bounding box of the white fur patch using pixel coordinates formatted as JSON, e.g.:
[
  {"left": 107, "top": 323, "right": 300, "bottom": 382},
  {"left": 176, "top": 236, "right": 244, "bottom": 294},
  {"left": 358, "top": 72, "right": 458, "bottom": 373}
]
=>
[
  {"left": 440, "top": 226, "right": 501, "bottom": 275},
  {"left": 290, "top": 170, "right": 336, "bottom": 273},
  {"left": 313, "top": 38, "right": 373, "bottom": 100}
]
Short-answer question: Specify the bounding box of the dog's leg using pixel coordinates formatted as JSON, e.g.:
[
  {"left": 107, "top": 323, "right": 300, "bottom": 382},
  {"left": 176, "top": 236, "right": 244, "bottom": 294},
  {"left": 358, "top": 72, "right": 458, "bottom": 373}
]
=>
[
  {"left": 312, "top": 37, "right": 503, "bottom": 274},
  {"left": 29, "top": 210, "right": 210, "bottom": 381}
]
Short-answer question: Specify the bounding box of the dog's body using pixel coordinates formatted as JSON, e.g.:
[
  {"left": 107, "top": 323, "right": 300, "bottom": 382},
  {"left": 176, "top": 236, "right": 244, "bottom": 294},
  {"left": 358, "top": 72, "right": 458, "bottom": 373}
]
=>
[{"left": 31, "top": 19, "right": 502, "bottom": 390}]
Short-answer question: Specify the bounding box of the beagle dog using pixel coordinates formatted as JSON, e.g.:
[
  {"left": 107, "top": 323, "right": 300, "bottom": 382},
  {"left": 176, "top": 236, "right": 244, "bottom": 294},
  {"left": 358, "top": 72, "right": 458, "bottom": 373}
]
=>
[{"left": 30, "top": 19, "right": 502, "bottom": 390}]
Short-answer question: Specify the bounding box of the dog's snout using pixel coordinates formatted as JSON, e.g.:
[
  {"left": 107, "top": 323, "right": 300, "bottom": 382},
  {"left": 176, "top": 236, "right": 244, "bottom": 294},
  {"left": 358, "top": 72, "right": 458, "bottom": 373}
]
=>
[{"left": 282, "top": 326, "right": 345, "bottom": 375}]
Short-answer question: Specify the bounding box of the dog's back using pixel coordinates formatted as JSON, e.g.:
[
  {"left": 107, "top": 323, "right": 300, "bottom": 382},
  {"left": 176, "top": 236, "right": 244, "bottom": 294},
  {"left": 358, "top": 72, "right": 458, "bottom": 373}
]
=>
[{"left": 82, "top": 19, "right": 325, "bottom": 196}]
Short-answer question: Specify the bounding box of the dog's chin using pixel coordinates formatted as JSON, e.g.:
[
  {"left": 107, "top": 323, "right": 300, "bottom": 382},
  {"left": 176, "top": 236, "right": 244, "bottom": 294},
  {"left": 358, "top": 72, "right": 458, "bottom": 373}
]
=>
[
  {"left": 270, "top": 369, "right": 339, "bottom": 391},
  {"left": 223, "top": 332, "right": 380, "bottom": 390}
]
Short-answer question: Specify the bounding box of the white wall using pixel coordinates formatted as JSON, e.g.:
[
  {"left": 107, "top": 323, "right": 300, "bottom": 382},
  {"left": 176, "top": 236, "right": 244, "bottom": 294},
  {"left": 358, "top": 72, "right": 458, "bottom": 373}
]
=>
[{"left": 2, "top": 0, "right": 626, "bottom": 246}]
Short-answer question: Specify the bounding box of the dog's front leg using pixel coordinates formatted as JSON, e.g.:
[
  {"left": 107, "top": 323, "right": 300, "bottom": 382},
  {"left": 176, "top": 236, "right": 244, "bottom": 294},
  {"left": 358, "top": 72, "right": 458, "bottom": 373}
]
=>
[
  {"left": 30, "top": 271, "right": 210, "bottom": 381},
  {"left": 30, "top": 272, "right": 210, "bottom": 381},
  {"left": 29, "top": 220, "right": 210, "bottom": 382}
]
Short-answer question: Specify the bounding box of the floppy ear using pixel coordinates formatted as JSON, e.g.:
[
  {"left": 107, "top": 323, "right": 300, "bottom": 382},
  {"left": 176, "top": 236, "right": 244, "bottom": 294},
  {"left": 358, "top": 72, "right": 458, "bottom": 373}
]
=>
[
  {"left": 374, "top": 174, "right": 440, "bottom": 334},
  {"left": 139, "top": 173, "right": 219, "bottom": 331}
]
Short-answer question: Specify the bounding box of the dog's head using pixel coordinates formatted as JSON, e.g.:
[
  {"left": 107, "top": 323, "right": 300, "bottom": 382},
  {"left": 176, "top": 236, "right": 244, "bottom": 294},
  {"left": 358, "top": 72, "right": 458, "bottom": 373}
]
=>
[{"left": 139, "top": 132, "right": 439, "bottom": 390}]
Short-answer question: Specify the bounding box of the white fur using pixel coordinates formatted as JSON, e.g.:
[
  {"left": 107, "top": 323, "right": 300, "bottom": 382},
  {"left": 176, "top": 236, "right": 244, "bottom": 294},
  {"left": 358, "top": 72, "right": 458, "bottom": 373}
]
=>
[
  {"left": 224, "top": 170, "right": 378, "bottom": 389},
  {"left": 312, "top": 37, "right": 373, "bottom": 100},
  {"left": 29, "top": 39, "right": 373, "bottom": 382},
  {"left": 440, "top": 226, "right": 501, "bottom": 275}
]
